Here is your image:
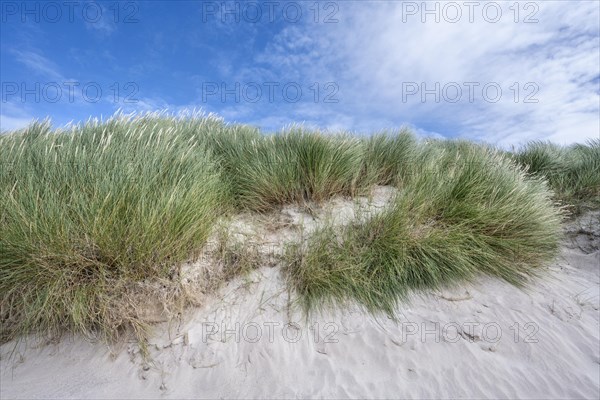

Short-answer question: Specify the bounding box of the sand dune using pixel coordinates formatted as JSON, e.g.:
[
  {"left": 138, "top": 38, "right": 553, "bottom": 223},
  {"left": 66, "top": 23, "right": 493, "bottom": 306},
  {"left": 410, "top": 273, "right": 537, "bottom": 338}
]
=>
[{"left": 1, "top": 194, "right": 598, "bottom": 399}]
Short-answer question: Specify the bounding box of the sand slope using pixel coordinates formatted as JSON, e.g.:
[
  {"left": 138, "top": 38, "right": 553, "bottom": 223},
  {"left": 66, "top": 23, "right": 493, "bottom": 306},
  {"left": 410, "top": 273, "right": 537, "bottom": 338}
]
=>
[{"left": 1, "top": 194, "right": 598, "bottom": 399}]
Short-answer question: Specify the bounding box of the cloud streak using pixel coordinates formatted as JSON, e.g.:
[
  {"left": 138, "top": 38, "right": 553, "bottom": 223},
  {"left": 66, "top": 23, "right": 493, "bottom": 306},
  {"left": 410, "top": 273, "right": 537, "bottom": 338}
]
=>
[{"left": 247, "top": 1, "right": 599, "bottom": 145}]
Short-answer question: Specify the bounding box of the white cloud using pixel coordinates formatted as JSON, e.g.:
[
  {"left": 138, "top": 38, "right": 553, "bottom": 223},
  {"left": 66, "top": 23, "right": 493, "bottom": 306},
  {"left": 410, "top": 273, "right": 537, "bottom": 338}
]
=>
[
  {"left": 11, "top": 49, "right": 65, "bottom": 81},
  {"left": 250, "top": 1, "right": 599, "bottom": 145},
  {"left": 0, "top": 102, "right": 35, "bottom": 132},
  {"left": 0, "top": 114, "right": 35, "bottom": 132},
  {"left": 84, "top": 3, "right": 118, "bottom": 36}
]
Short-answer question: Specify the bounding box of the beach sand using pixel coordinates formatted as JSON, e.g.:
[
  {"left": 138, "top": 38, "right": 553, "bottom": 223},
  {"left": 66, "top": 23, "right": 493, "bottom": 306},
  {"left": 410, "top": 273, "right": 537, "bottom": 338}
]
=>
[{"left": 1, "top": 189, "right": 598, "bottom": 399}]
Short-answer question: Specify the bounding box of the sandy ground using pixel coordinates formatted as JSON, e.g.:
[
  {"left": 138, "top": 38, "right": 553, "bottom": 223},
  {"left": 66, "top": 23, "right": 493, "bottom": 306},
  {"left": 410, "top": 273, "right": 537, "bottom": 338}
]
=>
[{"left": 1, "top": 188, "right": 599, "bottom": 399}]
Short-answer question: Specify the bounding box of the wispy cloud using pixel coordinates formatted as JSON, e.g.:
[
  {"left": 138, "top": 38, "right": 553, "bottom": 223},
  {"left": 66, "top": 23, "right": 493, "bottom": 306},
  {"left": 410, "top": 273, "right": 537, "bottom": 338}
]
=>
[
  {"left": 247, "top": 1, "right": 599, "bottom": 145},
  {"left": 11, "top": 49, "right": 65, "bottom": 80},
  {"left": 84, "top": 3, "right": 118, "bottom": 36},
  {"left": 0, "top": 101, "right": 35, "bottom": 132}
]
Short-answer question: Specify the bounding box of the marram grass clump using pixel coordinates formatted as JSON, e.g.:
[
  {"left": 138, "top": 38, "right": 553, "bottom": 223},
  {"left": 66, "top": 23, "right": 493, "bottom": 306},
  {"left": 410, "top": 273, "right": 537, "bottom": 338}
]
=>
[
  {"left": 198, "top": 127, "right": 367, "bottom": 210},
  {"left": 514, "top": 139, "right": 600, "bottom": 211},
  {"left": 285, "top": 144, "right": 564, "bottom": 316},
  {"left": 359, "top": 129, "right": 419, "bottom": 186},
  {"left": 0, "top": 116, "right": 224, "bottom": 341}
]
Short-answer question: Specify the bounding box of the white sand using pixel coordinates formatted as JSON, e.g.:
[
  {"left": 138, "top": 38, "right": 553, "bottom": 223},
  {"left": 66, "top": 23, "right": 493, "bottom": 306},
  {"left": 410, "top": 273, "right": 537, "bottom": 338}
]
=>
[{"left": 1, "top": 189, "right": 599, "bottom": 399}]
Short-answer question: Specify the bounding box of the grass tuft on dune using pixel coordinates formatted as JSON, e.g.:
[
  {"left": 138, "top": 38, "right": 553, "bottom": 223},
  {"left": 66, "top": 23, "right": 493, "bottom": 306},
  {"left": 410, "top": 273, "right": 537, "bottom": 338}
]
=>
[
  {"left": 285, "top": 144, "right": 564, "bottom": 315},
  {"left": 0, "top": 116, "right": 224, "bottom": 341},
  {"left": 514, "top": 139, "right": 600, "bottom": 211}
]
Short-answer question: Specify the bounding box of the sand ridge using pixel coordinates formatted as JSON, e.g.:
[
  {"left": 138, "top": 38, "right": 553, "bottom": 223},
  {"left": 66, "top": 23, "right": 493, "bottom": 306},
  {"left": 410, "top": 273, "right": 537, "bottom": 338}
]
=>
[{"left": 1, "top": 191, "right": 599, "bottom": 399}]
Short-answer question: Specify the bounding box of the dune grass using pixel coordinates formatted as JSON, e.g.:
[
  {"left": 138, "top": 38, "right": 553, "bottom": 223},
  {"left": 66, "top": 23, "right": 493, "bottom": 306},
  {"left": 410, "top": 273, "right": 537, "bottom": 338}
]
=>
[
  {"left": 359, "top": 129, "right": 419, "bottom": 186},
  {"left": 0, "top": 116, "right": 224, "bottom": 341},
  {"left": 0, "top": 113, "right": 596, "bottom": 341},
  {"left": 285, "top": 144, "right": 563, "bottom": 315},
  {"left": 514, "top": 140, "right": 600, "bottom": 211},
  {"left": 198, "top": 127, "right": 367, "bottom": 210}
]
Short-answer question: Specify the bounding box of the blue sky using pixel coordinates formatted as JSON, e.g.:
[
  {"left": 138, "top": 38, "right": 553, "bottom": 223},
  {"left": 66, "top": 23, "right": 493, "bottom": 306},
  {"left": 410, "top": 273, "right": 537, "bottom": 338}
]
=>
[{"left": 1, "top": 0, "right": 599, "bottom": 145}]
